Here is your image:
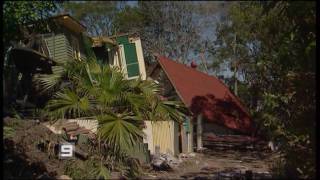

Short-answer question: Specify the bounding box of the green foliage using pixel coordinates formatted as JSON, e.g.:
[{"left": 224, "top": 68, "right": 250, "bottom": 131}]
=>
[
  {"left": 113, "top": 5, "right": 145, "bottom": 34},
  {"left": 213, "top": 2, "right": 316, "bottom": 178},
  {"left": 3, "top": 1, "right": 57, "bottom": 49},
  {"left": 3, "top": 118, "right": 24, "bottom": 139},
  {"left": 33, "top": 66, "right": 66, "bottom": 95},
  {"left": 4, "top": 126, "right": 15, "bottom": 139},
  {"left": 64, "top": 158, "right": 110, "bottom": 179},
  {"left": 97, "top": 113, "right": 143, "bottom": 154}
]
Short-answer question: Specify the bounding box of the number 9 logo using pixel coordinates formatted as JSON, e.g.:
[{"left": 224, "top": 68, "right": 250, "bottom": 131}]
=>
[{"left": 59, "top": 143, "right": 74, "bottom": 159}]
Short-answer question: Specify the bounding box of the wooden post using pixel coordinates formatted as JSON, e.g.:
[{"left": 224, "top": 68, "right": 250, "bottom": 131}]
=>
[
  {"left": 188, "top": 117, "right": 194, "bottom": 153},
  {"left": 197, "top": 114, "right": 203, "bottom": 151},
  {"left": 181, "top": 124, "right": 188, "bottom": 153},
  {"left": 174, "top": 121, "right": 179, "bottom": 155}
]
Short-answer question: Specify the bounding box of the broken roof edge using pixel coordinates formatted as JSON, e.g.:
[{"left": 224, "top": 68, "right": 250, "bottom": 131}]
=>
[
  {"left": 91, "top": 36, "right": 117, "bottom": 47},
  {"left": 49, "top": 13, "right": 87, "bottom": 30},
  {"left": 154, "top": 55, "right": 251, "bottom": 117}
]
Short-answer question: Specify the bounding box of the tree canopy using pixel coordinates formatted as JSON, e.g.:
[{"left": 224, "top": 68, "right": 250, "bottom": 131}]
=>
[
  {"left": 212, "top": 1, "right": 316, "bottom": 178},
  {"left": 3, "top": 1, "right": 57, "bottom": 50}
]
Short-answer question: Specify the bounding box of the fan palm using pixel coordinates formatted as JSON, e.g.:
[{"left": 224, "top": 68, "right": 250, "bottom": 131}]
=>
[{"left": 35, "top": 58, "right": 186, "bottom": 156}]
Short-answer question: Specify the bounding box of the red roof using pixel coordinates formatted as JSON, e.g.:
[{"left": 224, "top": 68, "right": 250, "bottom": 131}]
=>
[{"left": 157, "top": 56, "right": 254, "bottom": 134}]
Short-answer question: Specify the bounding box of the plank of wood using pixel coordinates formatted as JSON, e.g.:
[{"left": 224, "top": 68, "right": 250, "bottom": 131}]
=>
[
  {"left": 75, "top": 128, "right": 90, "bottom": 134},
  {"left": 63, "top": 125, "right": 79, "bottom": 132},
  {"left": 68, "top": 128, "right": 90, "bottom": 136},
  {"left": 62, "top": 122, "right": 78, "bottom": 127}
]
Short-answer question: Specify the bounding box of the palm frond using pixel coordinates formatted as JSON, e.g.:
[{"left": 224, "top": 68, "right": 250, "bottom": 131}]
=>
[
  {"left": 45, "top": 89, "right": 93, "bottom": 119},
  {"left": 33, "top": 66, "right": 66, "bottom": 94},
  {"left": 97, "top": 113, "right": 144, "bottom": 154},
  {"left": 88, "top": 160, "right": 111, "bottom": 180}
]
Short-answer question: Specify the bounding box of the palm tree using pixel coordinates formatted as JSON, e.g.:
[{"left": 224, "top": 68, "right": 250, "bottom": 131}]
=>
[{"left": 35, "top": 57, "right": 186, "bottom": 158}]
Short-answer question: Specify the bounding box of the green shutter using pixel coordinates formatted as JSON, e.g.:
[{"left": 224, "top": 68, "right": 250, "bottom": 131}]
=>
[
  {"left": 127, "top": 63, "right": 140, "bottom": 77},
  {"left": 116, "top": 36, "right": 129, "bottom": 44},
  {"left": 116, "top": 35, "right": 140, "bottom": 78}
]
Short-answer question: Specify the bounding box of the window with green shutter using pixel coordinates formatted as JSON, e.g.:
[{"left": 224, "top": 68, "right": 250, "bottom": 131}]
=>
[
  {"left": 116, "top": 36, "right": 140, "bottom": 78},
  {"left": 124, "top": 43, "right": 140, "bottom": 77}
]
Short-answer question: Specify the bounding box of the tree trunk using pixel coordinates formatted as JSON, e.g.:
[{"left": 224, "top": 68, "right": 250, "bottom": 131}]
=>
[{"left": 233, "top": 34, "right": 238, "bottom": 96}]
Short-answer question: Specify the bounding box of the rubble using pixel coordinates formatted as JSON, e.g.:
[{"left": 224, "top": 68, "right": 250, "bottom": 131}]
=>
[
  {"left": 178, "top": 152, "right": 197, "bottom": 160},
  {"left": 151, "top": 157, "right": 172, "bottom": 171},
  {"left": 151, "top": 153, "right": 183, "bottom": 171}
]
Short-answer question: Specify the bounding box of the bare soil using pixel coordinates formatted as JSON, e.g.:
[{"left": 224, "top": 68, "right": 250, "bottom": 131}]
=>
[
  {"left": 142, "top": 147, "right": 279, "bottom": 179},
  {"left": 3, "top": 118, "right": 82, "bottom": 179}
]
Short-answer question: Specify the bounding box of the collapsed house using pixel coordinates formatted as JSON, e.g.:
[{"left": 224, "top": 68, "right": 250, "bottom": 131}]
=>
[
  {"left": 8, "top": 14, "right": 147, "bottom": 110},
  {"left": 8, "top": 14, "right": 150, "bottom": 162},
  {"left": 145, "top": 55, "right": 257, "bottom": 155}
]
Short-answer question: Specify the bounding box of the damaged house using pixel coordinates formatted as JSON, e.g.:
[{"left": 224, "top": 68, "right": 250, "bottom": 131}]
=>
[
  {"left": 145, "top": 55, "right": 257, "bottom": 156},
  {"left": 8, "top": 14, "right": 147, "bottom": 111}
]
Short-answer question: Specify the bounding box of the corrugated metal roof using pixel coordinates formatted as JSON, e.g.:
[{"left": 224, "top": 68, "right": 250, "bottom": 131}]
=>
[{"left": 156, "top": 55, "right": 254, "bottom": 134}]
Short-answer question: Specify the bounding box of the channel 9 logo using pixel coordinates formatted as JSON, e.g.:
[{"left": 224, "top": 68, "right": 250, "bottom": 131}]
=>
[{"left": 59, "top": 143, "right": 75, "bottom": 159}]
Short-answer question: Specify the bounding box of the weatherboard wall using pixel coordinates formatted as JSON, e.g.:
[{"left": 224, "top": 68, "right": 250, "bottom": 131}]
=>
[{"left": 44, "top": 34, "right": 73, "bottom": 63}]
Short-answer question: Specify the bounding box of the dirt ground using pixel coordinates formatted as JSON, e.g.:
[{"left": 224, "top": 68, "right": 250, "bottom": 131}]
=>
[
  {"left": 143, "top": 150, "right": 277, "bottom": 179},
  {"left": 142, "top": 147, "right": 279, "bottom": 179},
  {"left": 4, "top": 118, "right": 279, "bottom": 179},
  {"left": 4, "top": 119, "right": 61, "bottom": 178},
  {"left": 3, "top": 118, "right": 84, "bottom": 179}
]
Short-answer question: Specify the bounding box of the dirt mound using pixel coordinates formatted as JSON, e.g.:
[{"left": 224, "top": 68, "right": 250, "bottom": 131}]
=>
[{"left": 3, "top": 118, "right": 81, "bottom": 179}]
